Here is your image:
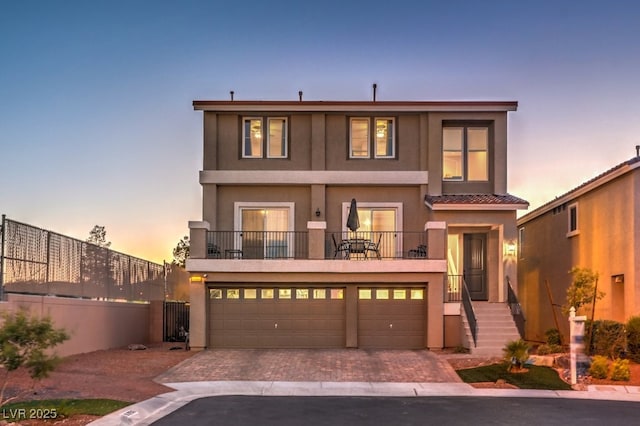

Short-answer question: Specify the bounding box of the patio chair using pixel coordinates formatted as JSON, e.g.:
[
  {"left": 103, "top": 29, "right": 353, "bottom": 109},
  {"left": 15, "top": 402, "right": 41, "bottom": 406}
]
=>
[
  {"left": 408, "top": 244, "right": 427, "bottom": 258},
  {"left": 207, "top": 243, "right": 222, "bottom": 258},
  {"left": 364, "top": 234, "right": 382, "bottom": 259},
  {"left": 332, "top": 234, "right": 350, "bottom": 258}
]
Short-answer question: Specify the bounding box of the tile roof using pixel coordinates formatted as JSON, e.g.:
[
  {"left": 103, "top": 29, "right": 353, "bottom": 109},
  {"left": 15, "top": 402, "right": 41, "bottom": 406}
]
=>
[{"left": 425, "top": 193, "right": 529, "bottom": 207}]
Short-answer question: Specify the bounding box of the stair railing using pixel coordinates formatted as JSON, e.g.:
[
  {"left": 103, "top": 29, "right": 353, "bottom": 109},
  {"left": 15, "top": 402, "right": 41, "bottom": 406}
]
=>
[
  {"left": 461, "top": 276, "right": 477, "bottom": 347},
  {"left": 507, "top": 276, "right": 526, "bottom": 339}
]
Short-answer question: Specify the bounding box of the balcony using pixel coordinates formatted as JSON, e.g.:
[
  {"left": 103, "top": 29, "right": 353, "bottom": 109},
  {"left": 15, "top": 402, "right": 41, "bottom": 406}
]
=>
[
  {"left": 187, "top": 220, "right": 447, "bottom": 276},
  {"left": 204, "top": 231, "right": 428, "bottom": 260}
]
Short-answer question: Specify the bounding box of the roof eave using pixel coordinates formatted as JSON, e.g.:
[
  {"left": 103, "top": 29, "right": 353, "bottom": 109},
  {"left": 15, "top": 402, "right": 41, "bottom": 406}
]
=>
[
  {"left": 425, "top": 202, "right": 529, "bottom": 211},
  {"left": 193, "top": 100, "right": 518, "bottom": 113},
  {"left": 518, "top": 159, "right": 640, "bottom": 224}
]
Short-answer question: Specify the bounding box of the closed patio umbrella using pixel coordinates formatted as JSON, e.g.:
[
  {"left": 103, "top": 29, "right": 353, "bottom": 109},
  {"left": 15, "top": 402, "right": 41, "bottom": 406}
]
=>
[{"left": 347, "top": 198, "right": 360, "bottom": 232}]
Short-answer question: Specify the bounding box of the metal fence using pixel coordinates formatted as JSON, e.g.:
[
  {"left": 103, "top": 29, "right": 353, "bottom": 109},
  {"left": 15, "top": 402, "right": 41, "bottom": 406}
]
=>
[
  {"left": 163, "top": 301, "right": 190, "bottom": 343},
  {"left": 0, "top": 216, "right": 180, "bottom": 302}
]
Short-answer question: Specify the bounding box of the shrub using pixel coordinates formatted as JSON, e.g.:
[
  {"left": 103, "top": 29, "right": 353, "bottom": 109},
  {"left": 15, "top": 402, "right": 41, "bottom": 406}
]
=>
[
  {"left": 610, "top": 358, "right": 631, "bottom": 381},
  {"left": 589, "top": 355, "right": 609, "bottom": 379},
  {"left": 589, "top": 320, "right": 626, "bottom": 358},
  {"left": 536, "top": 344, "right": 563, "bottom": 355},
  {"left": 626, "top": 316, "right": 640, "bottom": 363},
  {"left": 503, "top": 339, "right": 530, "bottom": 371},
  {"left": 453, "top": 345, "right": 470, "bottom": 354},
  {"left": 545, "top": 328, "right": 562, "bottom": 345},
  {"left": 0, "top": 310, "right": 69, "bottom": 406}
]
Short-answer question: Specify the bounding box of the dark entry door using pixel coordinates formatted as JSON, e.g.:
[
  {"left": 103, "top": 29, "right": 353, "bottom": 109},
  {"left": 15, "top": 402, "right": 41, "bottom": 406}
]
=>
[{"left": 464, "top": 234, "right": 487, "bottom": 300}]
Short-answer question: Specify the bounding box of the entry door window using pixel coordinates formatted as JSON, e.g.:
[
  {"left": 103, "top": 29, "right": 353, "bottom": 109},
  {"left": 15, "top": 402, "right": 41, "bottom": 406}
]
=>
[{"left": 236, "top": 202, "right": 294, "bottom": 259}]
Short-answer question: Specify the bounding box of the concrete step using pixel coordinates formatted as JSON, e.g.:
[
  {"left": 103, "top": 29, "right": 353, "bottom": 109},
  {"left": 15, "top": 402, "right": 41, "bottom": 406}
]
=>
[{"left": 461, "top": 301, "right": 522, "bottom": 357}]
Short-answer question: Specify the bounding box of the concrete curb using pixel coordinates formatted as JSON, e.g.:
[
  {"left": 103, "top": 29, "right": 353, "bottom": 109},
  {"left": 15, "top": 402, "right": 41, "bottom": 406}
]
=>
[{"left": 88, "top": 381, "right": 640, "bottom": 426}]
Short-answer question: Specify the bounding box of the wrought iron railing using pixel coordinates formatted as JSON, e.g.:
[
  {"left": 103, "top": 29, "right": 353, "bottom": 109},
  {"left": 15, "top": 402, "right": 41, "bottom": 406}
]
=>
[
  {"left": 205, "top": 230, "right": 428, "bottom": 260},
  {"left": 507, "top": 276, "right": 526, "bottom": 339},
  {"left": 461, "top": 276, "right": 478, "bottom": 347},
  {"left": 326, "top": 231, "right": 427, "bottom": 260},
  {"left": 206, "top": 231, "right": 309, "bottom": 259},
  {"left": 446, "top": 274, "right": 463, "bottom": 302}
]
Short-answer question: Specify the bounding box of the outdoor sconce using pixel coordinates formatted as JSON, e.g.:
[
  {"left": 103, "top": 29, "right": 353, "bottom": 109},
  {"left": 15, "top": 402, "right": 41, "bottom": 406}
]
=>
[
  {"left": 504, "top": 241, "right": 517, "bottom": 257},
  {"left": 315, "top": 208, "right": 321, "bottom": 217}
]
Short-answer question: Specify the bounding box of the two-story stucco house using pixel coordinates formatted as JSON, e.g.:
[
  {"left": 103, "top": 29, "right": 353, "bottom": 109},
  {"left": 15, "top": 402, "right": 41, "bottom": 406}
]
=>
[
  {"left": 186, "top": 97, "right": 528, "bottom": 355},
  {"left": 517, "top": 152, "right": 640, "bottom": 342}
]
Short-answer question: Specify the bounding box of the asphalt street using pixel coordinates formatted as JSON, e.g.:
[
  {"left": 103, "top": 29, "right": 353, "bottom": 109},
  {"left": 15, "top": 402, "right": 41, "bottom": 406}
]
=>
[{"left": 152, "top": 395, "right": 640, "bottom": 426}]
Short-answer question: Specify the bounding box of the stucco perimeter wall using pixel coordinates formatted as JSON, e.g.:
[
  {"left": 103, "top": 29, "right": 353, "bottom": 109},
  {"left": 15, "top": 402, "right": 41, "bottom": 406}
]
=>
[{"left": 0, "top": 294, "right": 151, "bottom": 357}]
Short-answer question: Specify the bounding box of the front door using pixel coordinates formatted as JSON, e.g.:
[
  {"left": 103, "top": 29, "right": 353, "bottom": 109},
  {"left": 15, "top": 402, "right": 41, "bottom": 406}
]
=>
[{"left": 464, "top": 234, "right": 487, "bottom": 300}]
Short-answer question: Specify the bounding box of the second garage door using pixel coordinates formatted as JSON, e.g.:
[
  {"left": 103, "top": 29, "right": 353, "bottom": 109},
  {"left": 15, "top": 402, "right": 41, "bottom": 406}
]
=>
[
  {"left": 358, "top": 287, "right": 426, "bottom": 349},
  {"left": 208, "top": 287, "right": 346, "bottom": 348}
]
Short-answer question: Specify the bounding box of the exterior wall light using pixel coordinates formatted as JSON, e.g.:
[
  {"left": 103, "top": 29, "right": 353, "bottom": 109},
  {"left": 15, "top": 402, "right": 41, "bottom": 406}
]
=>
[
  {"left": 505, "top": 241, "right": 517, "bottom": 257},
  {"left": 315, "top": 208, "right": 321, "bottom": 217}
]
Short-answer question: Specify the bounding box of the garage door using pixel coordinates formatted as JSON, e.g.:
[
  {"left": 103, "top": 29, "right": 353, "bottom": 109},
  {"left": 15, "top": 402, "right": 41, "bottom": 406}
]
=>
[
  {"left": 358, "top": 287, "right": 426, "bottom": 349},
  {"left": 208, "top": 287, "right": 346, "bottom": 348}
]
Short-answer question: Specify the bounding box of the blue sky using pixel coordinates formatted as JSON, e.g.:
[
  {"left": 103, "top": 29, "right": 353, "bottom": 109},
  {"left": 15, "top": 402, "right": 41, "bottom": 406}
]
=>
[{"left": 2, "top": 0, "right": 640, "bottom": 263}]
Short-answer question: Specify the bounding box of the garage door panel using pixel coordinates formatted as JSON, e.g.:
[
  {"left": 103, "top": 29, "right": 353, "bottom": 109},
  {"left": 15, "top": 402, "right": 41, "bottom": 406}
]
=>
[
  {"left": 358, "top": 287, "right": 426, "bottom": 349},
  {"left": 208, "top": 286, "right": 345, "bottom": 348}
]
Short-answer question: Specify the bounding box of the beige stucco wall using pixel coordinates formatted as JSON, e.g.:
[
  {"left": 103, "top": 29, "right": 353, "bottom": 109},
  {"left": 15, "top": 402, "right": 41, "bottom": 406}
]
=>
[
  {"left": 0, "top": 294, "right": 151, "bottom": 357},
  {"left": 518, "top": 170, "right": 640, "bottom": 342}
]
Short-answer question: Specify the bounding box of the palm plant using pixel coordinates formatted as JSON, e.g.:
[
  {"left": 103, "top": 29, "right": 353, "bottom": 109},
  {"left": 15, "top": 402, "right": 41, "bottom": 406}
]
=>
[{"left": 503, "top": 339, "right": 530, "bottom": 372}]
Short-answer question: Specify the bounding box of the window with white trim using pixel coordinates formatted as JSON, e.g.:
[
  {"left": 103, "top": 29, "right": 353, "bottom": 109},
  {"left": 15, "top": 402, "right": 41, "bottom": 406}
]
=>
[
  {"left": 242, "top": 117, "right": 288, "bottom": 158},
  {"left": 341, "top": 202, "right": 402, "bottom": 258},
  {"left": 267, "top": 118, "right": 287, "bottom": 158},
  {"left": 350, "top": 118, "right": 370, "bottom": 158},
  {"left": 234, "top": 202, "right": 295, "bottom": 258},
  {"left": 243, "top": 117, "right": 263, "bottom": 158},
  {"left": 349, "top": 117, "right": 395, "bottom": 159},
  {"left": 443, "top": 125, "right": 489, "bottom": 181},
  {"left": 375, "top": 118, "right": 395, "bottom": 158},
  {"left": 567, "top": 203, "right": 579, "bottom": 237}
]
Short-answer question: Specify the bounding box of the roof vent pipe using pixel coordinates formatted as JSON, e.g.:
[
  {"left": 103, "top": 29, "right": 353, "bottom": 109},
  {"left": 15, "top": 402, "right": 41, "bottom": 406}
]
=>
[
  {"left": 372, "top": 83, "right": 377, "bottom": 102},
  {"left": 299, "top": 91, "right": 303, "bottom": 101},
  {"left": 230, "top": 91, "right": 234, "bottom": 101},
  {"left": 636, "top": 145, "right": 639, "bottom": 157}
]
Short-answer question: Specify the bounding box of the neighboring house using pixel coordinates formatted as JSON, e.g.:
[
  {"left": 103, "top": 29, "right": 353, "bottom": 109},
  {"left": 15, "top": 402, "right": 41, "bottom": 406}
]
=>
[
  {"left": 517, "top": 153, "right": 640, "bottom": 342},
  {"left": 186, "top": 98, "right": 528, "bottom": 355}
]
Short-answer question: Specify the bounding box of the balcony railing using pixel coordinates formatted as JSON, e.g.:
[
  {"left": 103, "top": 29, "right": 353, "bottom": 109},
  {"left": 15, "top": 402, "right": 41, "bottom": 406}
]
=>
[
  {"left": 507, "top": 276, "right": 526, "bottom": 339},
  {"left": 326, "top": 231, "right": 427, "bottom": 260},
  {"left": 205, "top": 230, "right": 429, "bottom": 260},
  {"left": 206, "top": 231, "right": 308, "bottom": 259},
  {"left": 446, "top": 275, "right": 463, "bottom": 302}
]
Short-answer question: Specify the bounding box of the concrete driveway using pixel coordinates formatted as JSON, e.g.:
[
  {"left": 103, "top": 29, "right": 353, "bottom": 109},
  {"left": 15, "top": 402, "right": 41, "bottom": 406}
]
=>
[{"left": 155, "top": 349, "right": 462, "bottom": 384}]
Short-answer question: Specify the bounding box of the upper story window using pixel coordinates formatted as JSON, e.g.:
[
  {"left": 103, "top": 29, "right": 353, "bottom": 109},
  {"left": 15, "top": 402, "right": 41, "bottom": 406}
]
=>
[
  {"left": 443, "top": 126, "right": 489, "bottom": 181},
  {"left": 349, "top": 117, "right": 395, "bottom": 159},
  {"left": 242, "top": 117, "right": 288, "bottom": 158},
  {"left": 567, "top": 202, "right": 579, "bottom": 237},
  {"left": 518, "top": 227, "right": 525, "bottom": 260}
]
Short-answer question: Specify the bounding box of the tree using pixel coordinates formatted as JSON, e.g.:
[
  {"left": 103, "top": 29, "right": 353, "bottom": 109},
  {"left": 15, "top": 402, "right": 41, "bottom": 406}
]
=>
[
  {"left": 173, "top": 236, "right": 190, "bottom": 268},
  {"left": 562, "top": 267, "right": 604, "bottom": 316},
  {"left": 0, "top": 310, "right": 69, "bottom": 406},
  {"left": 84, "top": 225, "right": 112, "bottom": 298},
  {"left": 87, "top": 225, "right": 111, "bottom": 248}
]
